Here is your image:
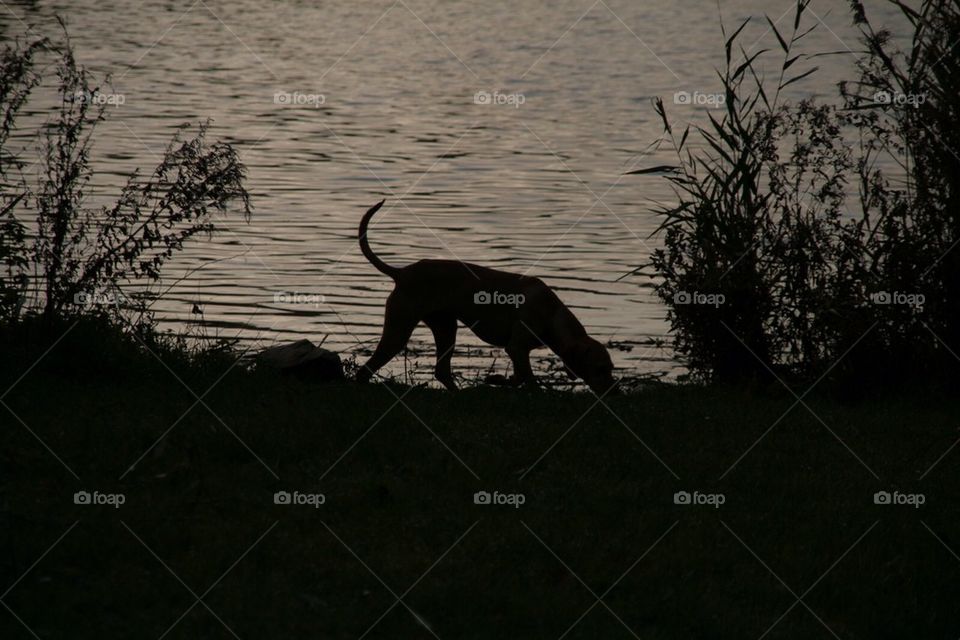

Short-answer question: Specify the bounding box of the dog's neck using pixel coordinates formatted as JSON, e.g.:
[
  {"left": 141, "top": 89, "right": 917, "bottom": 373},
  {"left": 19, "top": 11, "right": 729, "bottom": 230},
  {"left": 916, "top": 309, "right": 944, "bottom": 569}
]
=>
[{"left": 543, "top": 309, "right": 589, "bottom": 355}]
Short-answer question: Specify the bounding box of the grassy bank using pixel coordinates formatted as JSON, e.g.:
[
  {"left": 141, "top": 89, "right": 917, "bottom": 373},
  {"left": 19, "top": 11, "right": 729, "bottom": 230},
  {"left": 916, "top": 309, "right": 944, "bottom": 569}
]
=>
[{"left": 1, "top": 321, "right": 957, "bottom": 639}]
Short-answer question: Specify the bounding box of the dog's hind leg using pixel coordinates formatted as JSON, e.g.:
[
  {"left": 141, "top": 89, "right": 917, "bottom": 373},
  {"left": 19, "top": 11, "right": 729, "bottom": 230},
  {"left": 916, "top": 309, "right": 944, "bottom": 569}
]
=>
[
  {"left": 424, "top": 313, "right": 458, "bottom": 391},
  {"left": 357, "top": 292, "right": 419, "bottom": 384}
]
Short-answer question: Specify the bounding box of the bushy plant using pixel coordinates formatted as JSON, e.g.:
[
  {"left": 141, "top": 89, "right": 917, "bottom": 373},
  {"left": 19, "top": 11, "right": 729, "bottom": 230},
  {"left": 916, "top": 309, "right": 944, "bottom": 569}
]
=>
[
  {"left": 0, "top": 38, "right": 45, "bottom": 321},
  {"left": 834, "top": 0, "right": 960, "bottom": 382},
  {"left": 0, "top": 25, "right": 250, "bottom": 329},
  {"left": 634, "top": 1, "right": 849, "bottom": 381},
  {"left": 635, "top": 0, "right": 960, "bottom": 388}
]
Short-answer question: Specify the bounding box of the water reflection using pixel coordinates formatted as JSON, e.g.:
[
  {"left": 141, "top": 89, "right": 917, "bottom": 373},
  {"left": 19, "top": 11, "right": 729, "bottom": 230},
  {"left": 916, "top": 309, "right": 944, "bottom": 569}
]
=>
[{"left": 2, "top": 0, "right": 904, "bottom": 380}]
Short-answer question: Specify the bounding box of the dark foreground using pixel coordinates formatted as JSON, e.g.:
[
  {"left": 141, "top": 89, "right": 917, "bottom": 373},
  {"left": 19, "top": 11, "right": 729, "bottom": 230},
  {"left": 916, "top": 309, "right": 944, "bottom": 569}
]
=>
[{"left": 1, "top": 321, "right": 957, "bottom": 639}]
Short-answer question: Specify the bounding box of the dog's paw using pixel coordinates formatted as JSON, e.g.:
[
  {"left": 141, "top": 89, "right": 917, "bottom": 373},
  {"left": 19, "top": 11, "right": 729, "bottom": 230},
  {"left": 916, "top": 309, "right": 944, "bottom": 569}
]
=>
[{"left": 484, "top": 373, "right": 513, "bottom": 386}]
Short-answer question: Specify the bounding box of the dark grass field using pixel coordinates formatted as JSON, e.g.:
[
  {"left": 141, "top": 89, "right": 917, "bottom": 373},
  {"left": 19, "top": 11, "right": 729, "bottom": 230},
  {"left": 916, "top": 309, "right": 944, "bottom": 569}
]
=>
[{"left": 2, "top": 321, "right": 959, "bottom": 639}]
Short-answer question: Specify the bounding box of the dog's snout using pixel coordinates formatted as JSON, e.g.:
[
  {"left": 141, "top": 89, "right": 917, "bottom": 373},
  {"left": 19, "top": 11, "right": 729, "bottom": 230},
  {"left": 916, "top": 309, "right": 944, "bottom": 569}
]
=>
[{"left": 589, "top": 377, "right": 619, "bottom": 396}]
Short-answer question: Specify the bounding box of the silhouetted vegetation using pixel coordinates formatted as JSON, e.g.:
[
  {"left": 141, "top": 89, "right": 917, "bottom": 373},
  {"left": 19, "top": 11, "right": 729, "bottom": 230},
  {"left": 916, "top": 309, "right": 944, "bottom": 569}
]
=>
[
  {"left": 637, "top": 0, "right": 960, "bottom": 388},
  {"left": 839, "top": 0, "right": 960, "bottom": 386},
  {"left": 0, "top": 26, "right": 250, "bottom": 334}
]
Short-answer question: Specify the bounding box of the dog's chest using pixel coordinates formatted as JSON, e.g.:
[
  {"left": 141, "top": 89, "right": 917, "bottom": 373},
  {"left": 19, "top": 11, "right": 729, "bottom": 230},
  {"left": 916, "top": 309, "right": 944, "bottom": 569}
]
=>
[{"left": 459, "top": 315, "right": 513, "bottom": 347}]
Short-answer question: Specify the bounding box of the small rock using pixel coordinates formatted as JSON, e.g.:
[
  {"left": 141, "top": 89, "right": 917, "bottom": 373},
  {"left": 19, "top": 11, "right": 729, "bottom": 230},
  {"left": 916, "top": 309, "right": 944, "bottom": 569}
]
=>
[{"left": 257, "top": 339, "right": 344, "bottom": 381}]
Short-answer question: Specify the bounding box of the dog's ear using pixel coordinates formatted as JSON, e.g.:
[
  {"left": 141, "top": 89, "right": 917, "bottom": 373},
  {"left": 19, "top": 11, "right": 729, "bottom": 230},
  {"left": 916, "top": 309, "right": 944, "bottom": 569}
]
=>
[{"left": 562, "top": 340, "right": 589, "bottom": 379}]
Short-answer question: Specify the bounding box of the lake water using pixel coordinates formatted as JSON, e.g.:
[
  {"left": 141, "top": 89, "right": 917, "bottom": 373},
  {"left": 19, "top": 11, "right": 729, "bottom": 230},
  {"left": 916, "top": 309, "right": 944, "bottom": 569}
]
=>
[{"left": 2, "top": 0, "right": 905, "bottom": 383}]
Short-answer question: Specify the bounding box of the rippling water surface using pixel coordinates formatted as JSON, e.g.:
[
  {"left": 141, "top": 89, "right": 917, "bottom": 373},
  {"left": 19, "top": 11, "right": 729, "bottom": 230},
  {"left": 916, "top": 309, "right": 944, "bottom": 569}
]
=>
[{"left": 2, "top": 0, "right": 904, "bottom": 381}]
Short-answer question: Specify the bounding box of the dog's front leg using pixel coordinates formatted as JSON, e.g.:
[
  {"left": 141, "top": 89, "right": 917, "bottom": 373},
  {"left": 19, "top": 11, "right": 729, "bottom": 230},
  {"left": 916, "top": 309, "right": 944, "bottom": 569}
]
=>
[{"left": 506, "top": 341, "right": 536, "bottom": 388}]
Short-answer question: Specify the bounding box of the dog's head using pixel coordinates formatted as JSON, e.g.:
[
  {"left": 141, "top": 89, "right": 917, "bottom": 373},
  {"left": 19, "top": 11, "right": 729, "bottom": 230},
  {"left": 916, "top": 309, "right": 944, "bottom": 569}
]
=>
[{"left": 561, "top": 336, "right": 617, "bottom": 395}]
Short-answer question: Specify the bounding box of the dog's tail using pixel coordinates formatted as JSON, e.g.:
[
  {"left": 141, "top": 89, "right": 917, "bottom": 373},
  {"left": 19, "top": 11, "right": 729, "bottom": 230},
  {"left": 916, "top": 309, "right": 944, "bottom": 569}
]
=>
[{"left": 358, "top": 200, "right": 400, "bottom": 279}]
